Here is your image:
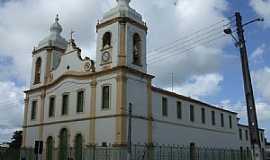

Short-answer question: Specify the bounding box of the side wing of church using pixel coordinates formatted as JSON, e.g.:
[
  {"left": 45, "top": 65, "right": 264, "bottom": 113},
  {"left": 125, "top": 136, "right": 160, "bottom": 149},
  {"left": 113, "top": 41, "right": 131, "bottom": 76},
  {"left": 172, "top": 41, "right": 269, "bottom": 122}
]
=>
[{"left": 22, "top": 0, "right": 266, "bottom": 159}]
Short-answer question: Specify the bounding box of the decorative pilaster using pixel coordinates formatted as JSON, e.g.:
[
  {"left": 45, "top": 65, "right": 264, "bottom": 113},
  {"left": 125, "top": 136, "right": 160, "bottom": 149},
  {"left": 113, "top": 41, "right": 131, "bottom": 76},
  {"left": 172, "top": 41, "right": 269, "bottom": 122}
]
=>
[
  {"left": 115, "top": 71, "right": 127, "bottom": 145},
  {"left": 39, "top": 90, "right": 46, "bottom": 140},
  {"left": 22, "top": 95, "right": 29, "bottom": 147},
  {"left": 147, "top": 79, "right": 153, "bottom": 145},
  {"left": 90, "top": 79, "right": 97, "bottom": 145},
  {"left": 118, "top": 22, "right": 127, "bottom": 66},
  {"left": 45, "top": 49, "right": 52, "bottom": 84}
]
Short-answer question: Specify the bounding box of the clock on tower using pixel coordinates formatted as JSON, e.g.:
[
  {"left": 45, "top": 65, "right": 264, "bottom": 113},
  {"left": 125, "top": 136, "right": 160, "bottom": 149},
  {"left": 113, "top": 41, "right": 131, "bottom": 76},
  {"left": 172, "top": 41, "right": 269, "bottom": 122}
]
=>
[{"left": 95, "top": 0, "right": 148, "bottom": 73}]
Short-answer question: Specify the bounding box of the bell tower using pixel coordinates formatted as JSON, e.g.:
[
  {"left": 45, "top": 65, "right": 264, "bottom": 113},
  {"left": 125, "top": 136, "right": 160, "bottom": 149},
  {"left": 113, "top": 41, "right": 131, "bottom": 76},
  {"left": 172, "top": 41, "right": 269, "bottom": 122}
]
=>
[
  {"left": 30, "top": 15, "right": 67, "bottom": 88},
  {"left": 96, "top": 0, "right": 148, "bottom": 73}
]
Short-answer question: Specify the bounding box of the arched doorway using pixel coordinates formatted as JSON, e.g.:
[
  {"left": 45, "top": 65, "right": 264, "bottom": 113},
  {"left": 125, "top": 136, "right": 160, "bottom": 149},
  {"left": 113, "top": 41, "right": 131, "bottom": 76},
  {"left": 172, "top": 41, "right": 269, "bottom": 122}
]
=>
[
  {"left": 74, "top": 134, "right": 83, "bottom": 160},
  {"left": 46, "top": 137, "right": 53, "bottom": 160},
  {"left": 59, "top": 129, "right": 68, "bottom": 160}
]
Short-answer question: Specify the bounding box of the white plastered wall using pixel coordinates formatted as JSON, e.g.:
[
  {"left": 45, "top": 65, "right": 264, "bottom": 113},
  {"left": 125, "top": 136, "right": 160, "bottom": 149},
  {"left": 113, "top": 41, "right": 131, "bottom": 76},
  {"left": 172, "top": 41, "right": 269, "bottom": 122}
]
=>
[{"left": 151, "top": 91, "right": 240, "bottom": 149}]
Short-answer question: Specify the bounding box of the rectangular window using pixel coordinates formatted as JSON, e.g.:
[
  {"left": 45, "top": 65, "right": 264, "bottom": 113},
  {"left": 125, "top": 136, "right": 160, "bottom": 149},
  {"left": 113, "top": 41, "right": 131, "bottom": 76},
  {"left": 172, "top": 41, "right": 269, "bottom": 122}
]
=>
[
  {"left": 245, "top": 130, "right": 249, "bottom": 141},
  {"left": 201, "top": 108, "right": 205, "bottom": 124},
  {"left": 177, "top": 101, "right": 182, "bottom": 119},
  {"left": 211, "top": 111, "right": 216, "bottom": 126},
  {"left": 49, "top": 97, "right": 55, "bottom": 117},
  {"left": 31, "top": 101, "right": 37, "bottom": 120},
  {"left": 62, "top": 94, "right": 69, "bottom": 115},
  {"left": 239, "top": 129, "right": 242, "bottom": 140},
  {"left": 162, "top": 97, "right": 168, "bottom": 116},
  {"left": 190, "top": 105, "right": 194, "bottom": 122},
  {"left": 221, "top": 113, "right": 224, "bottom": 127},
  {"left": 229, "top": 115, "right": 233, "bottom": 129},
  {"left": 77, "top": 91, "right": 84, "bottom": 113},
  {"left": 102, "top": 86, "right": 110, "bottom": 110}
]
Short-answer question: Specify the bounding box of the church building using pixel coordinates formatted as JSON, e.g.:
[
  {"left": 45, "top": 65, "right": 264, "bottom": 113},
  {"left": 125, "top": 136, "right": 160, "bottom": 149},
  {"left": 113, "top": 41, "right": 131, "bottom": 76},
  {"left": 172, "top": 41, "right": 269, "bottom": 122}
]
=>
[{"left": 22, "top": 0, "right": 266, "bottom": 159}]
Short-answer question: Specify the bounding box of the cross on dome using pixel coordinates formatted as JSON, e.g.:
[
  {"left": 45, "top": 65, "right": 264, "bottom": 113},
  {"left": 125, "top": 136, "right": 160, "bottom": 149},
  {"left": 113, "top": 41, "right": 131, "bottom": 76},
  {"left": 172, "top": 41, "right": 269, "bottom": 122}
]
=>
[
  {"left": 116, "top": 0, "right": 130, "bottom": 6},
  {"left": 50, "top": 14, "right": 63, "bottom": 34}
]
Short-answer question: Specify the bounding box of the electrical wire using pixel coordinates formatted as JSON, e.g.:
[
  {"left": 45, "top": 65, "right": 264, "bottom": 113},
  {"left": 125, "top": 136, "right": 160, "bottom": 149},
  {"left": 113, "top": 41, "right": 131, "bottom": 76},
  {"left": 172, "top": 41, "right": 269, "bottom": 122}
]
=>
[
  {"left": 147, "top": 19, "right": 234, "bottom": 56},
  {"left": 146, "top": 25, "right": 237, "bottom": 63},
  {"left": 147, "top": 29, "right": 225, "bottom": 60},
  {"left": 148, "top": 34, "right": 226, "bottom": 65}
]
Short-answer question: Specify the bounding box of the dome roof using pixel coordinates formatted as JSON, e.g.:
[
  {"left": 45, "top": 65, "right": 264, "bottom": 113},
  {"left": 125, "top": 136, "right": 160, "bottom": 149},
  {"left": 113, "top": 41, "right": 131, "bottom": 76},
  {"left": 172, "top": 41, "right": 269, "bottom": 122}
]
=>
[
  {"left": 50, "top": 15, "right": 63, "bottom": 33},
  {"left": 37, "top": 15, "right": 67, "bottom": 50},
  {"left": 116, "top": 0, "right": 131, "bottom": 6},
  {"left": 101, "top": 0, "right": 142, "bottom": 23}
]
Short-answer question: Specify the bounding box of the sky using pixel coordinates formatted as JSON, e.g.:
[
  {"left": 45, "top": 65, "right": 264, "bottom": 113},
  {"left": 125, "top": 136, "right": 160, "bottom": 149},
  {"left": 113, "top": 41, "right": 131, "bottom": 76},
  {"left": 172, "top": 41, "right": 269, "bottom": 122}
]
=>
[{"left": 0, "top": 0, "right": 270, "bottom": 143}]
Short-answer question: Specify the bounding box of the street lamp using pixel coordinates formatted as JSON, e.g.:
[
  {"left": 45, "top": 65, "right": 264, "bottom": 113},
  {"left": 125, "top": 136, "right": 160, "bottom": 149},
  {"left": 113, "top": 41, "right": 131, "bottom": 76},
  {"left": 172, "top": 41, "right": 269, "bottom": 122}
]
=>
[{"left": 224, "top": 17, "right": 264, "bottom": 48}]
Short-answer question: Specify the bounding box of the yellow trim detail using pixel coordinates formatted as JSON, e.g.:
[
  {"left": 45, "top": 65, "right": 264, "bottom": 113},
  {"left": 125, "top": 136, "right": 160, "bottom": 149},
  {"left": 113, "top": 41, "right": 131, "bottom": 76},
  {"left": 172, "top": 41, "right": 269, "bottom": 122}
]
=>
[
  {"left": 22, "top": 95, "right": 29, "bottom": 147},
  {"left": 147, "top": 79, "right": 153, "bottom": 145},
  {"left": 116, "top": 71, "right": 127, "bottom": 145},
  {"left": 90, "top": 79, "right": 97, "bottom": 145},
  {"left": 118, "top": 22, "right": 127, "bottom": 66},
  {"left": 38, "top": 90, "right": 46, "bottom": 140}
]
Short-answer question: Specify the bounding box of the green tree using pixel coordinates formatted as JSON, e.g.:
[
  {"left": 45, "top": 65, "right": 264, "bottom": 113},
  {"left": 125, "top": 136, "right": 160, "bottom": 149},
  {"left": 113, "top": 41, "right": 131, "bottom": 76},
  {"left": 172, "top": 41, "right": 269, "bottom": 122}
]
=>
[{"left": 8, "top": 130, "right": 22, "bottom": 149}]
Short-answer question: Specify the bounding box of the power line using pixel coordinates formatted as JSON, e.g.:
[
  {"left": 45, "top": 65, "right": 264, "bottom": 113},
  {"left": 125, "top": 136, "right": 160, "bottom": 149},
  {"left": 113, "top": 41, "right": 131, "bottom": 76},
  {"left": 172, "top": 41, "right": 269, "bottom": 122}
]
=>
[
  {"left": 147, "top": 29, "right": 222, "bottom": 59},
  {"left": 147, "top": 24, "right": 237, "bottom": 63},
  {"left": 147, "top": 29, "right": 225, "bottom": 60},
  {"left": 147, "top": 19, "right": 234, "bottom": 56},
  {"left": 148, "top": 34, "right": 227, "bottom": 65}
]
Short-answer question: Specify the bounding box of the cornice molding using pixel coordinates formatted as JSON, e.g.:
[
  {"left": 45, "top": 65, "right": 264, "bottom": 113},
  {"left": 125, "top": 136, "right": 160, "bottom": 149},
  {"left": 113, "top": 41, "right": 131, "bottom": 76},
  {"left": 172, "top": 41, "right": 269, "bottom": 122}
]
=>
[
  {"left": 152, "top": 86, "right": 237, "bottom": 115},
  {"left": 96, "top": 17, "right": 148, "bottom": 33},
  {"left": 25, "top": 66, "right": 154, "bottom": 94},
  {"left": 32, "top": 46, "right": 65, "bottom": 55}
]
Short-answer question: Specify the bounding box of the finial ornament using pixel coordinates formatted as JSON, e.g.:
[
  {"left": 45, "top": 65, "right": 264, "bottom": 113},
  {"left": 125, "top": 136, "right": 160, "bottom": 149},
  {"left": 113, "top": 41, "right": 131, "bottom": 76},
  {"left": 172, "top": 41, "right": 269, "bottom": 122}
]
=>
[
  {"left": 116, "top": 0, "right": 130, "bottom": 6},
  {"left": 50, "top": 14, "right": 63, "bottom": 34},
  {"left": 55, "top": 14, "right": 59, "bottom": 22}
]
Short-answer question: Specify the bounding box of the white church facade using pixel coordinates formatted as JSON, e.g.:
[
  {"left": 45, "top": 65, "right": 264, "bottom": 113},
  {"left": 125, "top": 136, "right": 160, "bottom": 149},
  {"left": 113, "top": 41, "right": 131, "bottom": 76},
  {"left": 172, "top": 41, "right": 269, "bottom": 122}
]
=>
[{"left": 22, "top": 0, "right": 266, "bottom": 159}]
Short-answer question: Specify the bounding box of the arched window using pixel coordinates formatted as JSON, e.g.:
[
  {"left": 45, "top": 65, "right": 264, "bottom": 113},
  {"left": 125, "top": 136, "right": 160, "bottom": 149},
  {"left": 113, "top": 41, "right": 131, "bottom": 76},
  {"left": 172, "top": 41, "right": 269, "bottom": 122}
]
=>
[
  {"left": 59, "top": 128, "right": 68, "bottom": 160},
  {"left": 133, "top": 33, "right": 141, "bottom": 65},
  {"left": 74, "top": 134, "right": 83, "bottom": 160},
  {"left": 46, "top": 136, "right": 53, "bottom": 160},
  {"left": 34, "top": 57, "right": 42, "bottom": 84},
  {"left": 102, "top": 32, "right": 112, "bottom": 49}
]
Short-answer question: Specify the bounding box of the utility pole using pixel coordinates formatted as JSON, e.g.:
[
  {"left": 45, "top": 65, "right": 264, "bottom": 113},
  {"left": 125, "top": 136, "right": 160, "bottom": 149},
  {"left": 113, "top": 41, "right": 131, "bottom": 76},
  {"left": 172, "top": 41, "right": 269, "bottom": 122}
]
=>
[
  {"left": 127, "top": 103, "right": 132, "bottom": 160},
  {"left": 224, "top": 12, "right": 264, "bottom": 160},
  {"left": 235, "top": 12, "right": 262, "bottom": 160}
]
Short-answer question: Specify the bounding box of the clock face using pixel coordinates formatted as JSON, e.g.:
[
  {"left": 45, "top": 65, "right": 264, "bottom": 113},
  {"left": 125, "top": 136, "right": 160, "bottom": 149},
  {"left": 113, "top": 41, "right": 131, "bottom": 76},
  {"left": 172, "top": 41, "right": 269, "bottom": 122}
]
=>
[{"left": 102, "top": 52, "right": 111, "bottom": 63}]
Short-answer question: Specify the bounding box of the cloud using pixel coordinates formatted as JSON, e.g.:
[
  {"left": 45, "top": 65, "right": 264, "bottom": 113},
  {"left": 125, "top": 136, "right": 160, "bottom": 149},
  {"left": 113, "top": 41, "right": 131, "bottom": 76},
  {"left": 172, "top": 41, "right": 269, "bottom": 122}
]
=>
[
  {"left": 221, "top": 67, "right": 270, "bottom": 126},
  {"left": 250, "top": 0, "right": 270, "bottom": 27},
  {"left": 251, "top": 44, "right": 265, "bottom": 63},
  {"left": 221, "top": 67, "right": 270, "bottom": 138},
  {"left": 139, "top": 0, "right": 230, "bottom": 89},
  {"left": 0, "top": 0, "right": 104, "bottom": 85},
  {"left": 253, "top": 67, "right": 270, "bottom": 102},
  {"left": 173, "top": 73, "right": 223, "bottom": 98},
  {"left": 0, "top": 0, "right": 231, "bottom": 142},
  {"left": 0, "top": 0, "right": 230, "bottom": 87},
  {"left": 221, "top": 100, "right": 270, "bottom": 125},
  {"left": 0, "top": 81, "right": 24, "bottom": 143}
]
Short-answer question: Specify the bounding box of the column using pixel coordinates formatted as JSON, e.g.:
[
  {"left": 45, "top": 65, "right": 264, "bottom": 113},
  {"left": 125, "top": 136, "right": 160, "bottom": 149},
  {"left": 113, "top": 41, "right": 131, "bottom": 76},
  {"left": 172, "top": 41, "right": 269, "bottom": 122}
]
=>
[
  {"left": 39, "top": 90, "right": 46, "bottom": 141},
  {"left": 118, "top": 21, "right": 127, "bottom": 66},
  {"left": 22, "top": 95, "right": 29, "bottom": 148},
  {"left": 115, "top": 71, "right": 127, "bottom": 145},
  {"left": 90, "top": 79, "right": 97, "bottom": 145}
]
